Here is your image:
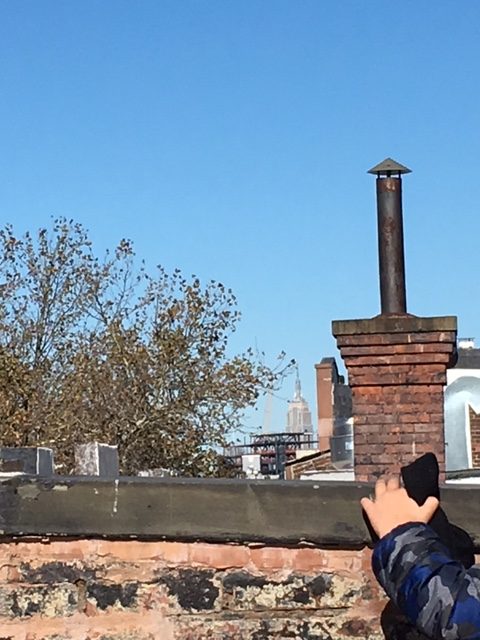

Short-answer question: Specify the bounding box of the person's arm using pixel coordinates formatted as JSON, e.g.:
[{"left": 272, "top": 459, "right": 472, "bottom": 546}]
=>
[
  {"left": 361, "top": 477, "right": 480, "bottom": 639},
  {"left": 373, "top": 521, "right": 480, "bottom": 639}
]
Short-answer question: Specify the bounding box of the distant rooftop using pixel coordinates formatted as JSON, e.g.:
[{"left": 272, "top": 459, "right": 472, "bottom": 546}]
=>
[
  {"left": 458, "top": 337, "right": 476, "bottom": 350},
  {"left": 455, "top": 346, "right": 480, "bottom": 369}
]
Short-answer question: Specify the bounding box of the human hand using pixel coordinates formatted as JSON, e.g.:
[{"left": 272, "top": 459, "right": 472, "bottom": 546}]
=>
[{"left": 361, "top": 476, "right": 439, "bottom": 539}]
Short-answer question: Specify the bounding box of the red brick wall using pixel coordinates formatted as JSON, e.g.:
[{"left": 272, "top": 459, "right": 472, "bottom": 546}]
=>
[
  {"left": 333, "top": 317, "right": 456, "bottom": 482},
  {"left": 470, "top": 406, "right": 480, "bottom": 468},
  {"left": 0, "top": 538, "right": 386, "bottom": 640}
]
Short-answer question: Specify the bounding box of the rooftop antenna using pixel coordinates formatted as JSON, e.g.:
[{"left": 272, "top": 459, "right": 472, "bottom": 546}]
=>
[{"left": 294, "top": 364, "right": 302, "bottom": 401}]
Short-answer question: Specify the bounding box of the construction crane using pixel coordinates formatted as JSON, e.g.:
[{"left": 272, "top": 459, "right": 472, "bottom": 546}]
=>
[{"left": 262, "top": 390, "right": 273, "bottom": 433}]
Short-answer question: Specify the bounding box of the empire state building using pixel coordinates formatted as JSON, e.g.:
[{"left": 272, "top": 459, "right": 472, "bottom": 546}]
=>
[{"left": 286, "top": 371, "right": 313, "bottom": 435}]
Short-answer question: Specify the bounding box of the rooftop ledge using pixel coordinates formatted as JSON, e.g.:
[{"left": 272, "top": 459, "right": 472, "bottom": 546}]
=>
[{"left": 1, "top": 476, "right": 480, "bottom": 549}]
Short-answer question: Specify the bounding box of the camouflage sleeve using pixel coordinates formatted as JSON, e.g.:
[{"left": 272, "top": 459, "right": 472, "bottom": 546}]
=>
[{"left": 373, "top": 523, "right": 480, "bottom": 639}]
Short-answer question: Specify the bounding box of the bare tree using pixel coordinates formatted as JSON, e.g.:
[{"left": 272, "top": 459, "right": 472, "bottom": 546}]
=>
[{"left": 0, "top": 219, "right": 293, "bottom": 475}]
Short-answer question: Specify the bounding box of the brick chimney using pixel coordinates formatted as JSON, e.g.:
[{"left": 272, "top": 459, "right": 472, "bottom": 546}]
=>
[
  {"left": 315, "top": 358, "right": 352, "bottom": 453},
  {"left": 332, "top": 159, "right": 457, "bottom": 482},
  {"left": 315, "top": 359, "right": 336, "bottom": 451}
]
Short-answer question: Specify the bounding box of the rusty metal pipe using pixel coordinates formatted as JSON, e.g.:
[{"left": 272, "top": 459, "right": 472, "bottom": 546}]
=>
[{"left": 376, "top": 176, "right": 407, "bottom": 314}]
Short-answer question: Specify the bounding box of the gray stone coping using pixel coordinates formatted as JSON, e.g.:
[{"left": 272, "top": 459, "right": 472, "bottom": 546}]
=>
[
  {"left": 332, "top": 315, "right": 457, "bottom": 336},
  {"left": 1, "top": 476, "right": 479, "bottom": 549}
]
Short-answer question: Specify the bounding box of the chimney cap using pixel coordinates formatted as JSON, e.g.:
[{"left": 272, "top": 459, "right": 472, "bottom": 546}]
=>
[{"left": 368, "top": 157, "right": 412, "bottom": 176}]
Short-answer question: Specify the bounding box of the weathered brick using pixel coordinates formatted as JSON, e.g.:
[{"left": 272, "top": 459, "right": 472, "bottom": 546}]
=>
[
  {"left": 189, "top": 543, "right": 250, "bottom": 570},
  {"left": 87, "top": 582, "right": 139, "bottom": 611},
  {"left": 0, "top": 584, "right": 78, "bottom": 618},
  {"left": 156, "top": 569, "right": 220, "bottom": 612},
  {"left": 95, "top": 540, "right": 189, "bottom": 565},
  {"left": 10, "top": 541, "right": 89, "bottom": 562},
  {"left": 291, "top": 548, "right": 329, "bottom": 572},
  {"left": 17, "top": 561, "right": 98, "bottom": 585},
  {"left": 349, "top": 363, "right": 446, "bottom": 377},
  {"left": 397, "top": 412, "right": 436, "bottom": 423},
  {"left": 0, "top": 611, "right": 175, "bottom": 640},
  {"left": 173, "top": 614, "right": 383, "bottom": 640},
  {"left": 354, "top": 414, "right": 399, "bottom": 425},
  {"left": 470, "top": 408, "right": 480, "bottom": 468},
  {"left": 220, "top": 570, "right": 338, "bottom": 611},
  {"left": 344, "top": 353, "right": 451, "bottom": 367},
  {"left": 340, "top": 343, "right": 454, "bottom": 356},
  {"left": 249, "top": 547, "right": 294, "bottom": 571},
  {"left": 0, "top": 531, "right": 406, "bottom": 638},
  {"left": 353, "top": 444, "right": 385, "bottom": 456},
  {"left": 336, "top": 330, "right": 456, "bottom": 347}
]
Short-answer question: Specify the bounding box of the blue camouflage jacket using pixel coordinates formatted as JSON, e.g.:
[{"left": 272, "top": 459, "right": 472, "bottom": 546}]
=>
[{"left": 373, "top": 523, "right": 480, "bottom": 639}]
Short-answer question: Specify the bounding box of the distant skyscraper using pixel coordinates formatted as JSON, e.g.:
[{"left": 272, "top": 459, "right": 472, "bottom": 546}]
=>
[{"left": 286, "top": 369, "right": 313, "bottom": 435}]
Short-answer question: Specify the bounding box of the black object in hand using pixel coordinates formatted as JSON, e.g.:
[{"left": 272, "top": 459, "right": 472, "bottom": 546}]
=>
[
  {"left": 401, "top": 452, "right": 474, "bottom": 569},
  {"left": 380, "top": 452, "right": 475, "bottom": 640}
]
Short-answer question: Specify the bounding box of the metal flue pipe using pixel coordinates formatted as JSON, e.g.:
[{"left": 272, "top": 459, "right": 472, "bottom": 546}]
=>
[{"left": 368, "top": 158, "right": 411, "bottom": 315}]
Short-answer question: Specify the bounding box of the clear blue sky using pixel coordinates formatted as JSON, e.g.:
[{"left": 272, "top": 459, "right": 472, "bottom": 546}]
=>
[{"left": 1, "top": 1, "right": 479, "bottom": 436}]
